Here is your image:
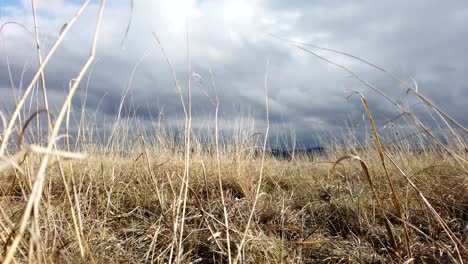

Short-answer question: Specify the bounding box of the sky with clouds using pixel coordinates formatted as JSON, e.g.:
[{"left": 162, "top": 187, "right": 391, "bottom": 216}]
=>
[{"left": 0, "top": 0, "right": 467, "bottom": 147}]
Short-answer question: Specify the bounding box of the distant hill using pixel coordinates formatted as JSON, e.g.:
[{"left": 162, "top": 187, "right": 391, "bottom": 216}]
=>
[{"left": 268, "top": 147, "right": 327, "bottom": 160}]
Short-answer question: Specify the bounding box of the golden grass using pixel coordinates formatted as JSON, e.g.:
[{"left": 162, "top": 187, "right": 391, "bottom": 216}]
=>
[{"left": 1, "top": 148, "right": 467, "bottom": 263}]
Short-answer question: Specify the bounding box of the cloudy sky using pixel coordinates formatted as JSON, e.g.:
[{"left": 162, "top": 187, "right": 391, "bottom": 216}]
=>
[{"left": 1, "top": 0, "right": 467, "bottom": 147}]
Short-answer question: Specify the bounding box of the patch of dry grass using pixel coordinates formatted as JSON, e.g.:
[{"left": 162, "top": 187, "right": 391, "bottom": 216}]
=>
[{"left": 1, "top": 148, "right": 467, "bottom": 263}]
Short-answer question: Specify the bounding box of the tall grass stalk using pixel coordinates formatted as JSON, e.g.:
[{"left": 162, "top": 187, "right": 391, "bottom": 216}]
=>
[{"left": 235, "top": 59, "right": 270, "bottom": 263}]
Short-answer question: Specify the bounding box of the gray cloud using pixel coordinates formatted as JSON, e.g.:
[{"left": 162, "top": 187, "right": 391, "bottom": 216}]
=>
[{"left": 1, "top": 0, "right": 467, "bottom": 147}]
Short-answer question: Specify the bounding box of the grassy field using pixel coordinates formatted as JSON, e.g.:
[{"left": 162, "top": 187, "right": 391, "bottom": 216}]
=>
[
  {"left": 1, "top": 142, "right": 467, "bottom": 263},
  {"left": 1, "top": 1, "right": 468, "bottom": 263}
]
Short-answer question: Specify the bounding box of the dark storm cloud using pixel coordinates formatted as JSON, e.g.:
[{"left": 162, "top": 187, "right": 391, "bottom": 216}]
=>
[{"left": 1, "top": 0, "right": 467, "bottom": 147}]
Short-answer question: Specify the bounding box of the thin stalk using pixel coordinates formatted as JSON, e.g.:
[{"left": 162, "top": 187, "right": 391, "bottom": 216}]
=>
[
  {"left": 31, "top": 0, "right": 52, "bottom": 136},
  {"left": 235, "top": 59, "right": 270, "bottom": 263},
  {"left": 176, "top": 15, "right": 193, "bottom": 262},
  {"left": 209, "top": 67, "right": 232, "bottom": 263}
]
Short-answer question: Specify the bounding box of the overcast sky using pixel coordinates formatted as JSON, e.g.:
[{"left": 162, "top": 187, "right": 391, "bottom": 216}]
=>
[{"left": 1, "top": 0, "right": 467, "bottom": 147}]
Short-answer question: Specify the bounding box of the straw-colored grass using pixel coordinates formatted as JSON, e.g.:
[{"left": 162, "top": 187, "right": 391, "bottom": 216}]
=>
[{"left": 1, "top": 147, "right": 467, "bottom": 263}]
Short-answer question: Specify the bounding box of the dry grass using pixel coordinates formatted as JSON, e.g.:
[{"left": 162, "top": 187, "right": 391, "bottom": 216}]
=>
[
  {"left": 1, "top": 148, "right": 467, "bottom": 263},
  {"left": 1, "top": 1, "right": 468, "bottom": 263}
]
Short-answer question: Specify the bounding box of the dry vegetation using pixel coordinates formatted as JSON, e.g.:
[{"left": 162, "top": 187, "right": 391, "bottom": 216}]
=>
[
  {"left": 1, "top": 143, "right": 467, "bottom": 263},
  {"left": 1, "top": 1, "right": 468, "bottom": 263}
]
